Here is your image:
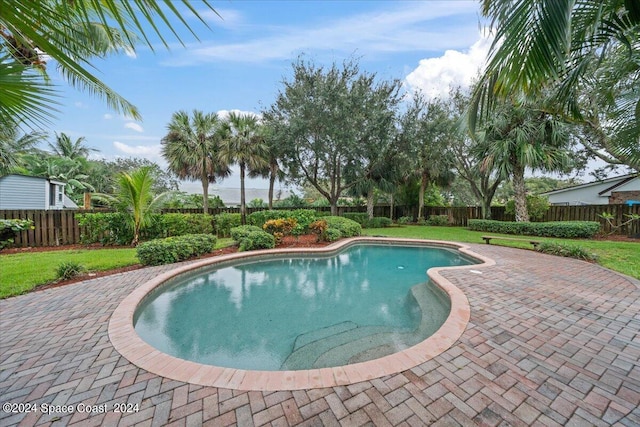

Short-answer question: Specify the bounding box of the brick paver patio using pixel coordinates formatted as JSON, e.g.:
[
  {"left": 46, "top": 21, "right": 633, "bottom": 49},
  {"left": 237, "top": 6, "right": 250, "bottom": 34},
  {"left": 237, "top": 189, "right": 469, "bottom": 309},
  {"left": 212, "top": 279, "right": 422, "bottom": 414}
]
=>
[{"left": 1, "top": 243, "right": 639, "bottom": 426}]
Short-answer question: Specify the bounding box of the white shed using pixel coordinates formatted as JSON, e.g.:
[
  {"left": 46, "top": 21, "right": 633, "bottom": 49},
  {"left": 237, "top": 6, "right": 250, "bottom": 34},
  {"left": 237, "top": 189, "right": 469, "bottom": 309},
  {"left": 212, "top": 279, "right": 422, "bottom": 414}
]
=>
[{"left": 0, "top": 174, "right": 77, "bottom": 210}]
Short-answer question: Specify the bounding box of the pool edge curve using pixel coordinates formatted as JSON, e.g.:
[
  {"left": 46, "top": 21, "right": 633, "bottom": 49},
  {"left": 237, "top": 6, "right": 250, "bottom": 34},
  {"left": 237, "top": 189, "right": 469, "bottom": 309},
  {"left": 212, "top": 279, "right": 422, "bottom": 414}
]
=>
[{"left": 108, "top": 237, "right": 495, "bottom": 391}]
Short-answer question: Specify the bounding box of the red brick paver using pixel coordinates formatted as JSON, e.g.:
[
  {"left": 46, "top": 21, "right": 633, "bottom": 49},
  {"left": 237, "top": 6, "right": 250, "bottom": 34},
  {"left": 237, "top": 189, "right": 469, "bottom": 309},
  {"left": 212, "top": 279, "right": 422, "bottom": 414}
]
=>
[{"left": 1, "top": 243, "right": 639, "bottom": 426}]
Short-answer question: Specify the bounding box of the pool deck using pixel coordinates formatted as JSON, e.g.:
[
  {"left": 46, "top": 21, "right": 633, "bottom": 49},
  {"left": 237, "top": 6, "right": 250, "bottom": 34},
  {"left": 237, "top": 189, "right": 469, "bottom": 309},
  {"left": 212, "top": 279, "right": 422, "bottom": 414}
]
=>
[{"left": 1, "top": 242, "right": 639, "bottom": 426}]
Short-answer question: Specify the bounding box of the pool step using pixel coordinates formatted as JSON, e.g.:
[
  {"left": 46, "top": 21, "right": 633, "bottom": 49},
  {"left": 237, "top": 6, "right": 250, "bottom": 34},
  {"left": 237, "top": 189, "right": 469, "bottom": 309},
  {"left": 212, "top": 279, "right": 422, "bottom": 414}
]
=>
[
  {"left": 292, "top": 321, "right": 358, "bottom": 351},
  {"left": 282, "top": 325, "right": 396, "bottom": 370}
]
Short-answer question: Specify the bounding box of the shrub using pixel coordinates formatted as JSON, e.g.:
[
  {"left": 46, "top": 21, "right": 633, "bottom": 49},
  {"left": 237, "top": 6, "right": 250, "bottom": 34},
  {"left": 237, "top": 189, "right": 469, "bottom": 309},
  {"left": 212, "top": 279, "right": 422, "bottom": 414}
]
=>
[
  {"left": 536, "top": 242, "right": 598, "bottom": 262},
  {"left": 77, "top": 212, "right": 133, "bottom": 245},
  {"left": 230, "top": 225, "right": 263, "bottom": 243},
  {"left": 505, "top": 195, "right": 550, "bottom": 220},
  {"left": 247, "top": 210, "right": 289, "bottom": 228},
  {"left": 289, "top": 209, "right": 319, "bottom": 235},
  {"left": 322, "top": 216, "right": 361, "bottom": 237},
  {"left": 263, "top": 218, "right": 297, "bottom": 244},
  {"left": 309, "top": 219, "right": 329, "bottom": 242},
  {"left": 214, "top": 212, "right": 241, "bottom": 237},
  {"left": 136, "top": 234, "right": 217, "bottom": 266},
  {"left": 56, "top": 262, "right": 86, "bottom": 280},
  {"left": 343, "top": 212, "right": 368, "bottom": 225},
  {"left": 238, "top": 230, "right": 275, "bottom": 251},
  {"left": 397, "top": 216, "right": 412, "bottom": 225},
  {"left": 160, "top": 213, "right": 213, "bottom": 236},
  {"left": 325, "top": 228, "right": 342, "bottom": 242},
  {"left": 364, "top": 217, "right": 393, "bottom": 228},
  {"left": 426, "top": 215, "right": 449, "bottom": 226},
  {"left": 468, "top": 219, "right": 601, "bottom": 238},
  {"left": 0, "top": 218, "right": 34, "bottom": 249}
]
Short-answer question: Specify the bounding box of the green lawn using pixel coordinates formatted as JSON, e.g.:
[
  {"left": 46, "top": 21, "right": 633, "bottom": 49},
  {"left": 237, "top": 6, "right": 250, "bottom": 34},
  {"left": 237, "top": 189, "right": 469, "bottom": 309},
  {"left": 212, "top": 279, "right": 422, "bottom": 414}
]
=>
[
  {"left": 0, "top": 238, "right": 234, "bottom": 299},
  {"left": 363, "top": 225, "right": 640, "bottom": 280}
]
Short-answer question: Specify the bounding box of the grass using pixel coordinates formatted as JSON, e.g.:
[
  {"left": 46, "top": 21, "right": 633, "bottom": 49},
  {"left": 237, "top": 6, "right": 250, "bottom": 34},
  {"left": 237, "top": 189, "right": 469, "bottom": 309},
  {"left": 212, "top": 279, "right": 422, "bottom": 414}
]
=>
[
  {"left": 363, "top": 225, "right": 640, "bottom": 280},
  {"left": 0, "top": 238, "right": 234, "bottom": 298}
]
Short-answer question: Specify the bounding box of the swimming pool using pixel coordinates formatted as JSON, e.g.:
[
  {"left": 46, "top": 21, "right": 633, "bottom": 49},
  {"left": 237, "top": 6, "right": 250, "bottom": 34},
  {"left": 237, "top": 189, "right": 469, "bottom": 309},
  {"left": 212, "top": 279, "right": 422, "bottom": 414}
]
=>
[{"left": 133, "top": 243, "right": 475, "bottom": 371}]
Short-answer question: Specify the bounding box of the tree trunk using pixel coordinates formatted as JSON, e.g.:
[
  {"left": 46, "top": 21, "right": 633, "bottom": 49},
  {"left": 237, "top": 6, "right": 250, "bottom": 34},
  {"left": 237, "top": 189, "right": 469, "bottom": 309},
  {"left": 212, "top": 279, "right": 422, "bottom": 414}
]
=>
[
  {"left": 366, "top": 190, "right": 374, "bottom": 219},
  {"left": 389, "top": 193, "right": 394, "bottom": 220},
  {"left": 240, "top": 163, "right": 246, "bottom": 225},
  {"left": 418, "top": 172, "right": 427, "bottom": 220},
  {"left": 201, "top": 175, "right": 209, "bottom": 214},
  {"left": 330, "top": 197, "right": 338, "bottom": 216},
  {"left": 512, "top": 164, "right": 529, "bottom": 222},
  {"left": 481, "top": 198, "right": 492, "bottom": 220},
  {"left": 268, "top": 166, "right": 276, "bottom": 210}
]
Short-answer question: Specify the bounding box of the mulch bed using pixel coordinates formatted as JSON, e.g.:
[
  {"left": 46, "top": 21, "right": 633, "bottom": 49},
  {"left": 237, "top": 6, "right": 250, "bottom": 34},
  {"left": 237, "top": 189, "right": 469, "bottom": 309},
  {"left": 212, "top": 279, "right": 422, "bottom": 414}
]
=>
[{"left": 10, "top": 234, "right": 332, "bottom": 293}]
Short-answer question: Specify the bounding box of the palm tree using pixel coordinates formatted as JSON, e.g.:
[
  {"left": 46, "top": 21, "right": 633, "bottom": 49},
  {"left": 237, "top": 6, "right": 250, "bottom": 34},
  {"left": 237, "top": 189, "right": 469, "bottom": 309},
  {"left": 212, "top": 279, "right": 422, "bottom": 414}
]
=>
[
  {"left": 48, "top": 133, "right": 96, "bottom": 160},
  {"left": 0, "top": 121, "right": 46, "bottom": 175},
  {"left": 476, "top": 98, "right": 572, "bottom": 222},
  {"left": 471, "top": 0, "right": 640, "bottom": 169},
  {"left": 0, "top": 0, "right": 218, "bottom": 127},
  {"left": 161, "top": 110, "right": 230, "bottom": 214},
  {"left": 94, "top": 167, "right": 171, "bottom": 246},
  {"left": 219, "top": 112, "right": 269, "bottom": 225},
  {"left": 249, "top": 123, "right": 286, "bottom": 209}
]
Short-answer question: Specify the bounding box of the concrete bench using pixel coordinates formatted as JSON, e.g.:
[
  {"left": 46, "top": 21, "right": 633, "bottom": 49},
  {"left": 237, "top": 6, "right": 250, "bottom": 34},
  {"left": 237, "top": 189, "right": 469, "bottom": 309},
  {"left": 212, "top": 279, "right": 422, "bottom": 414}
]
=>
[{"left": 481, "top": 235, "right": 541, "bottom": 249}]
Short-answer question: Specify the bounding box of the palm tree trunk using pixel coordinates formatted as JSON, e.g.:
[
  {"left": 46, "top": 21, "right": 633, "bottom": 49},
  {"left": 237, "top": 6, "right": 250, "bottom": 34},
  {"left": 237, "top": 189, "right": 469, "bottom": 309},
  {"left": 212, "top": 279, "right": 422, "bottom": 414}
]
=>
[
  {"left": 366, "top": 190, "right": 374, "bottom": 219},
  {"left": 512, "top": 163, "right": 529, "bottom": 222},
  {"left": 389, "top": 193, "right": 394, "bottom": 220},
  {"left": 240, "top": 163, "right": 246, "bottom": 225},
  {"left": 268, "top": 163, "right": 276, "bottom": 209},
  {"left": 201, "top": 175, "right": 209, "bottom": 214}
]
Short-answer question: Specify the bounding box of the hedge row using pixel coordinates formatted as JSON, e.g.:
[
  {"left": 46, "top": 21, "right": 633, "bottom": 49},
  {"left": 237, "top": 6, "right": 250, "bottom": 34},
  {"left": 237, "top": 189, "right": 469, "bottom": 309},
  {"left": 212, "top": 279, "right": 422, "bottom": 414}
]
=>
[
  {"left": 77, "top": 213, "right": 213, "bottom": 245},
  {"left": 136, "top": 234, "right": 217, "bottom": 266},
  {"left": 467, "top": 219, "right": 601, "bottom": 238},
  {"left": 323, "top": 216, "right": 362, "bottom": 237},
  {"left": 229, "top": 225, "right": 275, "bottom": 251},
  {"left": 342, "top": 213, "right": 392, "bottom": 228}
]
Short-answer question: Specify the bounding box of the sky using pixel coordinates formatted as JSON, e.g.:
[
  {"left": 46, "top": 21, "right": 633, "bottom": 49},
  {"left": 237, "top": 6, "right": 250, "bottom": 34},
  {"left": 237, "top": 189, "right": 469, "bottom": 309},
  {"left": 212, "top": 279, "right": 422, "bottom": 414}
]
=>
[{"left": 46, "top": 1, "right": 493, "bottom": 193}]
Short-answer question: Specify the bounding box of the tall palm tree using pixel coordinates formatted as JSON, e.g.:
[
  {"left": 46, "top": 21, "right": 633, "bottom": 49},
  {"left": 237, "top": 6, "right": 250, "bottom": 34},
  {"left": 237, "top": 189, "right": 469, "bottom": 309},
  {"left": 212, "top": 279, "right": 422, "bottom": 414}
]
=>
[
  {"left": 161, "top": 110, "right": 230, "bottom": 214},
  {"left": 0, "top": 0, "right": 218, "bottom": 127},
  {"left": 93, "top": 167, "right": 171, "bottom": 246},
  {"left": 219, "top": 112, "right": 269, "bottom": 225},
  {"left": 248, "top": 123, "right": 286, "bottom": 209},
  {"left": 0, "top": 121, "right": 46, "bottom": 175},
  {"left": 471, "top": 0, "right": 640, "bottom": 168},
  {"left": 48, "top": 132, "right": 96, "bottom": 160},
  {"left": 476, "top": 98, "right": 572, "bottom": 222}
]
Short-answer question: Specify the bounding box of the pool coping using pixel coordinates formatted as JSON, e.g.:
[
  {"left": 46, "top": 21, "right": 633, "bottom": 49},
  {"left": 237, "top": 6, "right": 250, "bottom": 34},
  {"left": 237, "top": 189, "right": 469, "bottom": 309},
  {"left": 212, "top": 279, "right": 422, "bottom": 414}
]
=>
[{"left": 108, "top": 237, "right": 495, "bottom": 391}]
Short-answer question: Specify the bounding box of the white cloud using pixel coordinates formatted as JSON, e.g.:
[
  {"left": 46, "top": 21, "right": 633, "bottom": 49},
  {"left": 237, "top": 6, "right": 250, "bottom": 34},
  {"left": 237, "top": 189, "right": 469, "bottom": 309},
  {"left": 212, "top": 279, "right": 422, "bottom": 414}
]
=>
[
  {"left": 164, "top": 2, "right": 480, "bottom": 65},
  {"left": 113, "top": 141, "right": 160, "bottom": 157},
  {"left": 405, "top": 32, "right": 493, "bottom": 99},
  {"left": 103, "top": 113, "right": 113, "bottom": 120},
  {"left": 124, "top": 122, "right": 144, "bottom": 133},
  {"left": 200, "top": 8, "right": 243, "bottom": 28},
  {"left": 216, "top": 109, "right": 261, "bottom": 121},
  {"left": 74, "top": 101, "right": 88, "bottom": 109}
]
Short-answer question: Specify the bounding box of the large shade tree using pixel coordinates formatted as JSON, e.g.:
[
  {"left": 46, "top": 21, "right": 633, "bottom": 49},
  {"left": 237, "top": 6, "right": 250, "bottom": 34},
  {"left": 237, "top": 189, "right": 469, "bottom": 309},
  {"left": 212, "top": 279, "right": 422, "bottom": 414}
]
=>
[
  {"left": 219, "top": 112, "right": 269, "bottom": 225},
  {"left": 265, "top": 58, "right": 404, "bottom": 215},
  {"left": 0, "top": 0, "right": 218, "bottom": 127},
  {"left": 161, "top": 110, "right": 230, "bottom": 213},
  {"left": 471, "top": 0, "right": 640, "bottom": 170}
]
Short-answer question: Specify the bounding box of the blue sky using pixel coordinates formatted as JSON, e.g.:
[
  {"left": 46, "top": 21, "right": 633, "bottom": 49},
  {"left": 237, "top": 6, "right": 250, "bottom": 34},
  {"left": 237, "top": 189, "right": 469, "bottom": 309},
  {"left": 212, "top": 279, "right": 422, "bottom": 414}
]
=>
[{"left": 48, "top": 1, "right": 491, "bottom": 191}]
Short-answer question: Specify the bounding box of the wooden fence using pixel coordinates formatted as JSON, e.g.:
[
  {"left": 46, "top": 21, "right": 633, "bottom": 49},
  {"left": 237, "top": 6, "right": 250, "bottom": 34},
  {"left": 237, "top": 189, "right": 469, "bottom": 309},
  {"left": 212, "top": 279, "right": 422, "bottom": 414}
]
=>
[{"left": 1, "top": 204, "right": 638, "bottom": 247}]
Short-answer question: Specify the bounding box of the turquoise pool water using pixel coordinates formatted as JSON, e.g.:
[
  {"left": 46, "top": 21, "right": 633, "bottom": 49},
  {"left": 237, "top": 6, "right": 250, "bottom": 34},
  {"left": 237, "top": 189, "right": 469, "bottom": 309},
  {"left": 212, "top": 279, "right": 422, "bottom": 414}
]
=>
[{"left": 134, "top": 244, "right": 474, "bottom": 370}]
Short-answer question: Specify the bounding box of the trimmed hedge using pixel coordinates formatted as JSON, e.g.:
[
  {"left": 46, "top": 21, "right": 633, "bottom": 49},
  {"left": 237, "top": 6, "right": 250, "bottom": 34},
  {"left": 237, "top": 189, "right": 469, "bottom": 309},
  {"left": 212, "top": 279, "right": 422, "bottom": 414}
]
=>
[
  {"left": 230, "top": 225, "right": 263, "bottom": 242},
  {"left": 468, "top": 219, "right": 600, "bottom": 238},
  {"left": 238, "top": 230, "right": 275, "bottom": 251},
  {"left": 325, "top": 228, "right": 342, "bottom": 242},
  {"left": 342, "top": 212, "right": 368, "bottom": 225},
  {"left": 136, "top": 234, "right": 217, "bottom": 266},
  {"left": 322, "top": 216, "right": 361, "bottom": 237},
  {"left": 214, "top": 212, "right": 241, "bottom": 237}
]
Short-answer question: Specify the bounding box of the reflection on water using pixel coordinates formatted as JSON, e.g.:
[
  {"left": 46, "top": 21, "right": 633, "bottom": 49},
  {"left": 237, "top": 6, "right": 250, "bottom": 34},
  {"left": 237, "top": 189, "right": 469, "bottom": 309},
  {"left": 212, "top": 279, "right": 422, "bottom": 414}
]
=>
[{"left": 134, "top": 245, "right": 473, "bottom": 370}]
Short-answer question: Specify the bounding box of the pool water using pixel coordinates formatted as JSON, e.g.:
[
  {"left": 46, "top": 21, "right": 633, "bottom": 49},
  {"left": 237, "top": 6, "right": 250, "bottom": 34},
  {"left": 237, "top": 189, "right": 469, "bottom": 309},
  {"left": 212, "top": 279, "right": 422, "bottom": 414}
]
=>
[{"left": 134, "top": 244, "right": 474, "bottom": 370}]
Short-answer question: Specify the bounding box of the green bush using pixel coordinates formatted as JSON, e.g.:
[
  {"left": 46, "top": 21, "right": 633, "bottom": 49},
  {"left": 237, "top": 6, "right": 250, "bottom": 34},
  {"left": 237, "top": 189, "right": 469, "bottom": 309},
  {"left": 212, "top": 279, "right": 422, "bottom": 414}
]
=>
[
  {"left": 230, "top": 225, "right": 263, "bottom": 243},
  {"left": 214, "top": 212, "right": 241, "bottom": 237},
  {"left": 397, "top": 216, "right": 412, "bottom": 225},
  {"left": 505, "top": 195, "right": 550, "bottom": 220},
  {"left": 160, "top": 213, "right": 213, "bottom": 236},
  {"left": 325, "top": 228, "right": 342, "bottom": 242},
  {"left": 247, "top": 210, "right": 289, "bottom": 228},
  {"left": 426, "top": 215, "right": 449, "bottom": 226},
  {"left": 238, "top": 230, "right": 275, "bottom": 251},
  {"left": 248, "top": 209, "right": 318, "bottom": 235},
  {"left": 56, "top": 262, "right": 86, "bottom": 280},
  {"left": 77, "top": 212, "right": 133, "bottom": 245},
  {"left": 322, "top": 216, "right": 361, "bottom": 237},
  {"left": 536, "top": 242, "right": 598, "bottom": 261},
  {"left": 136, "top": 234, "right": 217, "bottom": 266},
  {"left": 309, "top": 219, "right": 329, "bottom": 242},
  {"left": 364, "top": 217, "right": 393, "bottom": 228},
  {"left": 0, "top": 218, "right": 34, "bottom": 249},
  {"left": 468, "top": 219, "right": 601, "bottom": 238},
  {"left": 343, "top": 212, "right": 368, "bottom": 225}
]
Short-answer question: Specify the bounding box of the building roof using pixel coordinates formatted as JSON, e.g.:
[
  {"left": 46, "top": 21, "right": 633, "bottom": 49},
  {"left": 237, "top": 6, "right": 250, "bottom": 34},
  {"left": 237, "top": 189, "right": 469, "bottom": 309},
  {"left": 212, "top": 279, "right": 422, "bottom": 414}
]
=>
[{"left": 541, "top": 173, "right": 638, "bottom": 196}]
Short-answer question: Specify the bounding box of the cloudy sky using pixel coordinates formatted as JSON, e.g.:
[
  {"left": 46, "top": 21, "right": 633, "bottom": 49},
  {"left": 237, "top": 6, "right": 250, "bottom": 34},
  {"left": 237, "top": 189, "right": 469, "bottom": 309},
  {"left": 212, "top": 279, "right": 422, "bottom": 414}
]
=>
[{"left": 48, "top": 1, "right": 491, "bottom": 191}]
